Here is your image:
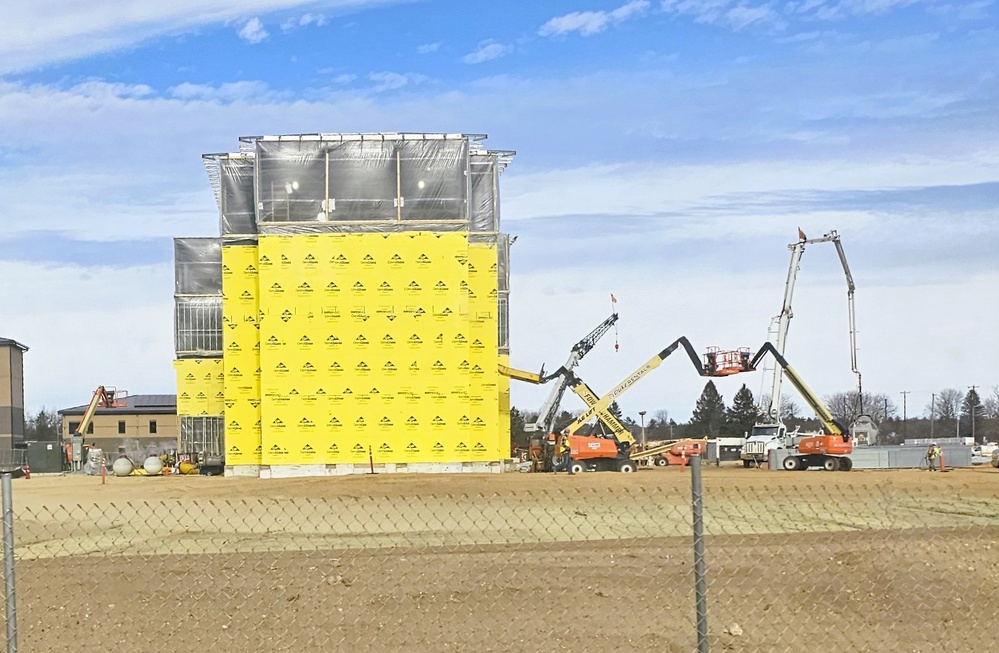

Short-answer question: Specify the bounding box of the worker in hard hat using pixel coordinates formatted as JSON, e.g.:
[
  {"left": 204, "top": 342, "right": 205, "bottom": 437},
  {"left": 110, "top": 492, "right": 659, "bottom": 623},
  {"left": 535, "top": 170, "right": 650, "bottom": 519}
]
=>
[
  {"left": 560, "top": 431, "right": 574, "bottom": 476},
  {"left": 926, "top": 443, "right": 941, "bottom": 471}
]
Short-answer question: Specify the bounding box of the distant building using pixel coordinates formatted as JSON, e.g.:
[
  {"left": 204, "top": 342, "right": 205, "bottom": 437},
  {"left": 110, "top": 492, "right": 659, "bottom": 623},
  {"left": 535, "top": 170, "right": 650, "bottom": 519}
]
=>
[
  {"left": 58, "top": 394, "right": 178, "bottom": 460},
  {"left": 0, "top": 338, "right": 28, "bottom": 451}
]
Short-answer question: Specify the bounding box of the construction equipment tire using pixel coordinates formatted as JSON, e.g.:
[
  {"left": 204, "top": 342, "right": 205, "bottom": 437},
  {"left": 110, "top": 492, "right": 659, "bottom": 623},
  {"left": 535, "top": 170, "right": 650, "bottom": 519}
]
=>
[
  {"left": 839, "top": 457, "right": 853, "bottom": 471},
  {"left": 618, "top": 460, "right": 636, "bottom": 473},
  {"left": 655, "top": 456, "right": 668, "bottom": 467},
  {"left": 782, "top": 456, "right": 799, "bottom": 471},
  {"left": 570, "top": 461, "right": 585, "bottom": 474},
  {"left": 823, "top": 457, "right": 840, "bottom": 472}
]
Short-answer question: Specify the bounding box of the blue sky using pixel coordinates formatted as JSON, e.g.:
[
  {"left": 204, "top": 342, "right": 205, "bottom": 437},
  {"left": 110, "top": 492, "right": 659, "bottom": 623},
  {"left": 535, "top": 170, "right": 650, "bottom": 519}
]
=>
[{"left": 1, "top": 0, "right": 997, "bottom": 423}]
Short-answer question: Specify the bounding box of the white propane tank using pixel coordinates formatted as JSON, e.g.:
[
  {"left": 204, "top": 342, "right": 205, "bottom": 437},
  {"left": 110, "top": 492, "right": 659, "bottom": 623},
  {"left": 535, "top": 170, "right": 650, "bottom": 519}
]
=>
[
  {"left": 143, "top": 456, "right": 164, "bottom": 476},
  {"left": 112, "top": 457, "right": 134, "bottom": 477}
]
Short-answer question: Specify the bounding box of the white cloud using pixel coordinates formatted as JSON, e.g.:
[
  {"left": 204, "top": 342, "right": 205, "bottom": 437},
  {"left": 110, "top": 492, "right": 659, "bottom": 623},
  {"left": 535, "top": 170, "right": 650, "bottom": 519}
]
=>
[
  {"left": 502, "top": 154, "right": 999, "bottom": 223},
  {"left": 281, "top": 12, "right": 329, "bottom": 30},
  {"left": 367, "top": 71, "right": 428, "bottom": 91},
  {"left": 661, "top": 0, "right": 786, "bottom": 28},
  {"left": 0, "top": 0, "right": 396, "bottom": 73},
  {"left": 539, "top": 0, "right": 651, "bottom": 36},
  {"left": 238, "top": 17, "right": 269, "bottom": 43},
  {"left": 169, "top": 80, "right": 284, "bottom": 102},
  {"left": 725, "top": 4, "right": 780, "bottom": 28},
  {"left": 417, "top": 42, "right": 441, "bottom": 54},
  {"left": 463, "top": 40, "right": 513, "bottom": 64}
]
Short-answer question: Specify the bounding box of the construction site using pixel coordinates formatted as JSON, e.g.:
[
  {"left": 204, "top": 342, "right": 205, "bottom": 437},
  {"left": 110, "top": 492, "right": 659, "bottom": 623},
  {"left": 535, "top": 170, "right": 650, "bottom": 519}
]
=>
[
  {"left": 0, "top": 132, "right": 996, "bottom": 653},
  {"left": 136, "top": 131, "right": 988, "bottom": 480}
]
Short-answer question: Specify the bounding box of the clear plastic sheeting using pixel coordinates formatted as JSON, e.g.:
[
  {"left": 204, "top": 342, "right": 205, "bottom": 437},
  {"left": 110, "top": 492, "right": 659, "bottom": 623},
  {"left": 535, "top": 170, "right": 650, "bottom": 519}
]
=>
[
  {"left": 255, "top": 140, "right": 327, "bottom": 223},
  {"left": 174, "top": 238, "right": 222, "bottom": 295},
  {"left": 254, "top": 135, "right": 470, "bottom": 226},
  {"left": 179, "top": 416, "right": 225, "bottom": 458},
  {"left": 258, "top": 222, "right": 473, "bottom": 236},
  {"left": 397, "top": 139, "right": 468, "bottom": 222},
  {"left": 175, "top": 296, "right": 223, "bottom": 356},
  {"left": 496, "top": 234, "right": 510, "bottom": 293},
  {"left": 497, "top": 292, "right": 510, "bottom": 353},
  {"left": 220, "top": 155, "right": 256, "bottom": 236},
  {"left": 470, "top": 154, "right": 498, "bottom": 233}
]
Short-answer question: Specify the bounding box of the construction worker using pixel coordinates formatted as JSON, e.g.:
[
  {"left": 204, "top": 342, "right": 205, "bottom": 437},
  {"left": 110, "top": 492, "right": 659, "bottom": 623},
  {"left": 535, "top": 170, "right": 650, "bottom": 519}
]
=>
[
  {"left": 927, "top": 443, "right": 941, "bottom": 471},
  {"left": 561, "top": 431, "right": 574, "bottom": 475}
]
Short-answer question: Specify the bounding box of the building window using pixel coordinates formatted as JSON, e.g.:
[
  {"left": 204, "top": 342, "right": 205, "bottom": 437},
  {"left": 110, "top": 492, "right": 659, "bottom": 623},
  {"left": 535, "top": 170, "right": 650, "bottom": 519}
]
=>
[
  {"left": 149, "top": 420, "right": 157, "bottom": 434},
  {"left": 118, "top": 420, "right": 126, "bottom": 434},
  {"left": 69, "top": 421, "right": 80, "bottom": 435},
  {"left": 87, "top": 423, "right": 94, "bottom": 435}
]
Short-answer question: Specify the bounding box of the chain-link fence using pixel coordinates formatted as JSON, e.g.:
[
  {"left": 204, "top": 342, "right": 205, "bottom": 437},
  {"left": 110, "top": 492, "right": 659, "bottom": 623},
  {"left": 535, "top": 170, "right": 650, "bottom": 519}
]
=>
[{"left": 1, "top": 462, "right": 998, "bottom": 652}]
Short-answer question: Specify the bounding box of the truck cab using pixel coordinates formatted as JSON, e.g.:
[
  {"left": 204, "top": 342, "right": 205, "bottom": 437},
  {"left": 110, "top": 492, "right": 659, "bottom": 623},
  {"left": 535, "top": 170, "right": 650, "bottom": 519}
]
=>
[{"left": 740, "top": 422, "right": 786, "bottom": 467}]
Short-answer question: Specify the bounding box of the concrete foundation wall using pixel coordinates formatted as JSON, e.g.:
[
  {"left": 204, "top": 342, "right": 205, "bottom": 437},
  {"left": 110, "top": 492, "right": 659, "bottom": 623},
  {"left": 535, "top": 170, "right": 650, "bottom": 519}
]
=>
[{"left": 768, "top": 445, "right": 974, "bottom": 470}]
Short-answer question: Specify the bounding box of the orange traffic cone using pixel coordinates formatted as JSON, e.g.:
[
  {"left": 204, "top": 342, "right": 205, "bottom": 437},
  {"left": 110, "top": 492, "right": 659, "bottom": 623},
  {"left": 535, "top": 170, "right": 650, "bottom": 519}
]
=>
[{"left": 939, "top": 452, "right": 947, "bottom": 472}]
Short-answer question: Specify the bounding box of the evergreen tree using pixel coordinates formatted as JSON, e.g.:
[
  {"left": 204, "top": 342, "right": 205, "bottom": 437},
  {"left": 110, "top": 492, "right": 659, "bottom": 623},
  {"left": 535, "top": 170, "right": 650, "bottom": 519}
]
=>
[
  {"left": 25, "top": 407, "right": 61, "bottom": 441},
  {"left": 689, "top": 381, "right": 726, "bottom": 436},
  {"left": 725, "top": 384, "right": 758, "bottom": 437},
  {"left": 509, "top": 407, "right": 528, "bottom": 450},
  {"left": 961, "top": 388, "right": 984, "bottom": 442}
]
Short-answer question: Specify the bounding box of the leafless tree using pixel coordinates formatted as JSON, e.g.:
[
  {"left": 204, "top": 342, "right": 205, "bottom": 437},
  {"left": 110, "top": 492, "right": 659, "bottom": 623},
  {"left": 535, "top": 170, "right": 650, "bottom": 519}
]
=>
[
  {"left": 983, "top": 386, "right": 999, "bottom": 420},
  {"left": 757, "top": 394, "right": 799, "bottom": 420},
  {"left": 926, "top": 388, "right": 963, "bottom": 420},
  {"left": 825, "top": 391, "right": 897, "bottom": 425}
]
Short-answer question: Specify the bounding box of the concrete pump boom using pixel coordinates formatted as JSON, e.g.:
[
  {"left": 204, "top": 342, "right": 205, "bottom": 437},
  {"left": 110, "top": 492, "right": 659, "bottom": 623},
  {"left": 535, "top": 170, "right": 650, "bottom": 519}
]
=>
[{"left": 766, "top": 229, "right": 862, "bottom": 420}]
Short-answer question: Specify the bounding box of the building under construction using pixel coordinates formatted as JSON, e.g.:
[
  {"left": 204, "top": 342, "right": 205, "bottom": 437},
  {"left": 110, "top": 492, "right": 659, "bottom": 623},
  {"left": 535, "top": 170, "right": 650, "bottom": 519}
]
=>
[{"left": 174, "top": 133, "right": 515, "bottom": 477}]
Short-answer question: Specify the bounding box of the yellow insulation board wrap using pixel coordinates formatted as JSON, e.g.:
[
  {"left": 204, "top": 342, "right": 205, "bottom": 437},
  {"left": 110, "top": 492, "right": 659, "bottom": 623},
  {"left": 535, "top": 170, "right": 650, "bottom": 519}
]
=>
[
  {"left": 222, "top": 244, "right": 263, "bottom": 465},
  {"left": 174, "top": 358, "right": 224, "bottom": 416},
  {"left": 245, "top": 231, "right": 508, "bottom": 466}
]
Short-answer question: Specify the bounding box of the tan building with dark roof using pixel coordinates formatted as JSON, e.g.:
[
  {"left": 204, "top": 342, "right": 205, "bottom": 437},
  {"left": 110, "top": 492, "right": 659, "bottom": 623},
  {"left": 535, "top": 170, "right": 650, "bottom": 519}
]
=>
[{"left": 58, "top": 394, "right": 178, "bottom": 460}]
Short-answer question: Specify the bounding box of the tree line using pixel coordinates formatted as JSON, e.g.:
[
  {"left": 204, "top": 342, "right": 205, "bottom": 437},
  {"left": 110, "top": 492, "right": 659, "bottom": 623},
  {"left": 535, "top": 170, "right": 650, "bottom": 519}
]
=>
[{"left": 511, "top": 383, "right": 999, "bottom": 447}]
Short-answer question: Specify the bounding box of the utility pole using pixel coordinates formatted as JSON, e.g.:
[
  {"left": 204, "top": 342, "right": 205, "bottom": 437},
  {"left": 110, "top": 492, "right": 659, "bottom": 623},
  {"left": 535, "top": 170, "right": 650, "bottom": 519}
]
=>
[
  {"left": 639, "top": 411, "right": 647, "bottom": 449},
  {"left": 969, "top": 385, "right": 977, "bottom": 443},
  {"left": 900, "top": 391, "right": 910, "bottom": 440},
  {"left": 930, "top": 393, "right": 935, "bottom": 440}
]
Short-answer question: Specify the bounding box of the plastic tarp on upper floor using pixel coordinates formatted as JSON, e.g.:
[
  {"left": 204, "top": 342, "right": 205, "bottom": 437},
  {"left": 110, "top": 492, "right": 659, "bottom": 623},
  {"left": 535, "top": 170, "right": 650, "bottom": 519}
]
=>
[
  {"left": 247, "top": 134, "right": 508, "bottom": 232},
  {"left": 174, "top": 238, "right": 222, "bottom": 295}
]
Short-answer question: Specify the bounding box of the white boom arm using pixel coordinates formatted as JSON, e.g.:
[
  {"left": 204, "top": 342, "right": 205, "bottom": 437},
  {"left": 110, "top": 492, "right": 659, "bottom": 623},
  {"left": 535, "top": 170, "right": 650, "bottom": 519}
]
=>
[{"left": 767, "top": 229, "right": 861, "bottom": 420}]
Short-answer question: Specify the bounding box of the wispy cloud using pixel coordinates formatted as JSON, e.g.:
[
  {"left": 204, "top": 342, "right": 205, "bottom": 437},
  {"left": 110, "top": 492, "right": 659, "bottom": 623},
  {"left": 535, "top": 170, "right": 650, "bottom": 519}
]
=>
[
  {"left": 660, "top": 0, "right": 785, "bottom": 29},
  {"left": 169, "top": 80, "right": 286, "bottom": 101},
  {"left": 238, "top": 17, "right": 269, "bottom": 43},
  {"left": 281, "top": 12, "right": 328, "bottom": 31},
  {"left": 367, "top": 71, "right": 429, "bottom": 91},
  {"left": 417, "top": 42, "right": 441, "bottom": 54},
  {"left": 0, "top": 0, "right": 401, "bottom": 73},
  {"left": 463, "top": 40, "right": 513, "bottom": 64},
  {"left": 539, "top": 0, "right": 651, "bottom": 37}
]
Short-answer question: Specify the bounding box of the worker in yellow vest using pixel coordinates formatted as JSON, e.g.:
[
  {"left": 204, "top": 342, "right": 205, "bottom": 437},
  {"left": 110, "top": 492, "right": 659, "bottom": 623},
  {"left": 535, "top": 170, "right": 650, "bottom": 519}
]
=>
[{"left": 560, "top": 431, "right": 574, "bottom": 476}]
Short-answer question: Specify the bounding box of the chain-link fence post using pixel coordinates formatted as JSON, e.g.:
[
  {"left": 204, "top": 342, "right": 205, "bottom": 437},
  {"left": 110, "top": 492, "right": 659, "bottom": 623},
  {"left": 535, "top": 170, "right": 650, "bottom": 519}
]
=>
[
  {"left": 690, "top": 454, "right": 708, "bottom": 653},
  {"left": 2, "top": 473, "right": 17, "bottom": 653}
]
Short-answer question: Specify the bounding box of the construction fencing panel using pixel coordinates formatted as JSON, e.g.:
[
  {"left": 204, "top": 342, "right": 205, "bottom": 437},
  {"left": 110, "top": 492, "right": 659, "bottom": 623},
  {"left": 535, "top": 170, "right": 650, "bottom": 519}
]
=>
[{"left": 1, "top": 473, "right": 997, "bottom": 652}]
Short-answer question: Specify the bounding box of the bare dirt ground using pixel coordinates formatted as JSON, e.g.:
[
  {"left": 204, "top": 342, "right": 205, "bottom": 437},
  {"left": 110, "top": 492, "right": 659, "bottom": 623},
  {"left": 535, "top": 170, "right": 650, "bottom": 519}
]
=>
[{"left": 7, "top": 465, "right": 999, "bottom": 652}]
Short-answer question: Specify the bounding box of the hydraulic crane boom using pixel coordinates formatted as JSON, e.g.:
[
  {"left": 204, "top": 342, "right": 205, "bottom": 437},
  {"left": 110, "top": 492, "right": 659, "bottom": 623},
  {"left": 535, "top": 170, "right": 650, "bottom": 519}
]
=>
[
  {"left": 750, "top": 342, "right": 848, "bottom": 439},
  {"left": 525, "top": 313, "right": 619, "bottom": 434},
  {"left": 562, "top": 337, "right": 751, "bottom": 438},
  {"left": 72, "top": 386, "right": 126, "bottom": 437},
  {"left": 562, "top": 371, "right": 633, "bottom": 443}
]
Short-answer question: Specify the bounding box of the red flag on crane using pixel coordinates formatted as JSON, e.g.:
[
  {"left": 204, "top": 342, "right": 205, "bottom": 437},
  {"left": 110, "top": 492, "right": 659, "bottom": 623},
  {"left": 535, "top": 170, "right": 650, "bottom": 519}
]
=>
[
  {"left": 610, "top": 294, "right": 617, "bottom": 303},
  {"left": 797, "top": 228, "right": 807, "bottom": 241}
]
